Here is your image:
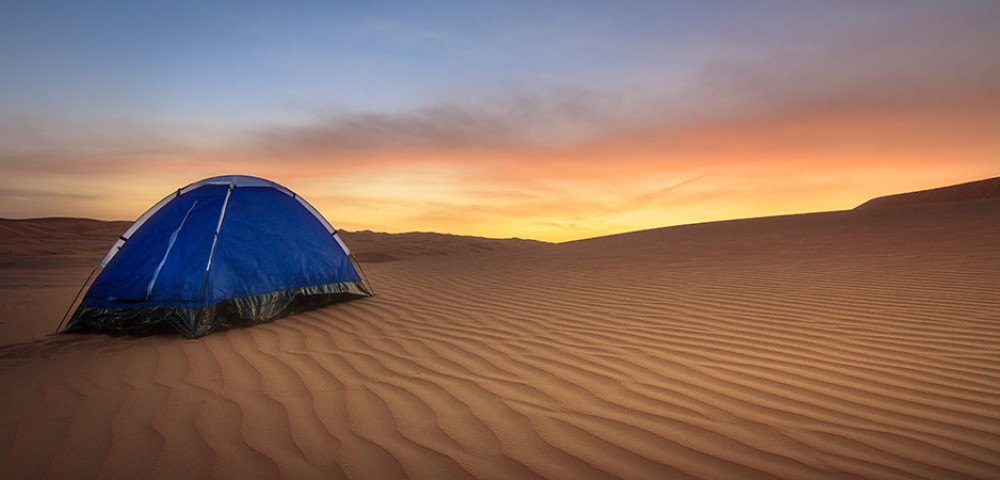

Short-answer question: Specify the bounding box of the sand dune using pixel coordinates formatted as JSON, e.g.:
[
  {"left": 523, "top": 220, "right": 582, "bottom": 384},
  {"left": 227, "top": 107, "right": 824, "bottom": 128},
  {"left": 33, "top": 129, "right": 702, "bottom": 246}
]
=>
[
  {"left": 0, "top": 218, "right": 132, "bottom": 256},
  {"left": 855, "top": 176, "right": 1000, "bottom": 210},
  {"left": 0, "top": 218, "right": 133, "bottom": 345},
  {"left": 340, "top": 230, "right": 546, "bottom": 263},
  {"left": 1, "top": 192, "right": 999, "bottom": 478}
]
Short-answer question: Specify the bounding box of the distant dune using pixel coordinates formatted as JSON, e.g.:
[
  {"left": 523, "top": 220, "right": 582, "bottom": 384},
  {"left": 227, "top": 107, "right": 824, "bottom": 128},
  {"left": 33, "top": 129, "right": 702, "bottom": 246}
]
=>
[
  {"left": 1, "top": 178, "right": 998, "bottom": 479},
  {"left": 855, "top": 176, "right": 1000, "bottom": 210},
  {"left": 0, "top": 218, "right": 545, "bottom": 262},
  {"left": 0, "top": 218, "right": 132, "bottom": 257},
  {"left": 341, "top": 230, "right": 547, "bottom": 263},
  {"left": 0, "top": 217, "right": 131, "bottom": 240}
]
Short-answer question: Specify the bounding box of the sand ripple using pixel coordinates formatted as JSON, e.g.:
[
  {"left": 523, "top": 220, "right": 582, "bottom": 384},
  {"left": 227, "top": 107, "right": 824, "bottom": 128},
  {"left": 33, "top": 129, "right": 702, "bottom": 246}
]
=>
[{"left": 2, "top": 202, "right": 999, "bottom": 479}]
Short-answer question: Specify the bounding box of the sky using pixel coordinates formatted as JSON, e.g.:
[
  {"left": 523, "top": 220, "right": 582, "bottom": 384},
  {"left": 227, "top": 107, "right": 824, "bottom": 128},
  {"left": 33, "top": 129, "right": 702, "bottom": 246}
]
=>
[{"left": 1, "top": 0, "right": 998, "bottom": 241}]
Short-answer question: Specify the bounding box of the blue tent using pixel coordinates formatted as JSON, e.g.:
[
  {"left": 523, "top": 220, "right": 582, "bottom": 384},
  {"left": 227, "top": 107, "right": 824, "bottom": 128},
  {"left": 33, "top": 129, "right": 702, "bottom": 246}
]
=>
[{"left": 63, "top": 175, "right": 372, "bottom": 338}]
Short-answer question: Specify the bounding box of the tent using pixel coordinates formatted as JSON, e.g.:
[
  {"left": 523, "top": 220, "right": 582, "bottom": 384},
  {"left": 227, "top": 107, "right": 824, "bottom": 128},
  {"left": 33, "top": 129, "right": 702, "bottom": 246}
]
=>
[{"left": 61, "top": 175, "right": 372, "bottom": 338}]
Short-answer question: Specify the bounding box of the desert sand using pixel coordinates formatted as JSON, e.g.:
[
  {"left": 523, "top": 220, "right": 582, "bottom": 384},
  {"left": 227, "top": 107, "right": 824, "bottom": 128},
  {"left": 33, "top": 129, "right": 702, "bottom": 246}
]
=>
[{"left": 1, "top": 183, "right": 999, "bottom": 479}]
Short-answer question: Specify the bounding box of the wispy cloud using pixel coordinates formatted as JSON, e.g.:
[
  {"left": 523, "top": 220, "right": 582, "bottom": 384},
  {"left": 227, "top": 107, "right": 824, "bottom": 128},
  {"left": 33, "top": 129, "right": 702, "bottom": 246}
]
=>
[
  {"left": 252, "top": 86, "right": 640, "bottom": 156},
  {"left": 2, "top": 2, "right": 998, "bottom": 240}
]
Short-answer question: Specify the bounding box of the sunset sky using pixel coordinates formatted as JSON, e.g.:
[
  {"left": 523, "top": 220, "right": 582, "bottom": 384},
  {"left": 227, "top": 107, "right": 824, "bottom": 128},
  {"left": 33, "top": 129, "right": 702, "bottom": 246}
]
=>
[{"left": 2, "top": 1, "right": 998, "bottom": 241}]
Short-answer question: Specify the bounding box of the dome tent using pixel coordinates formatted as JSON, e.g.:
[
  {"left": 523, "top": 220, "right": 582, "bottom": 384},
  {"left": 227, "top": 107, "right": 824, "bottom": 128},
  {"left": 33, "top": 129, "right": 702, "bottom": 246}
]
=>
[{"left": 62, "top": 175, "right": 372, "bottom": 338}]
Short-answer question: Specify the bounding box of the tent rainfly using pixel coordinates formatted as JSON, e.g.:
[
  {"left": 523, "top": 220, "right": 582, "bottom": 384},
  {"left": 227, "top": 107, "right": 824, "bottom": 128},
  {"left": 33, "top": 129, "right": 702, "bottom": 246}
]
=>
[{"left": 61, "top": 175, "right": 372, "bottom": 338}]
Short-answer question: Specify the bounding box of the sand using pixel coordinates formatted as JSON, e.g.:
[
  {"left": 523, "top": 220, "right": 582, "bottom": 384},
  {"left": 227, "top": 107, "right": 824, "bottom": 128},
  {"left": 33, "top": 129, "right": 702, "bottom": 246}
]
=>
[
  {"left": 855, "top": 176, "right": 1000, "bottom": 210},
  {"left": 1, "top": 193, "right": 999, "bottom": 479}
]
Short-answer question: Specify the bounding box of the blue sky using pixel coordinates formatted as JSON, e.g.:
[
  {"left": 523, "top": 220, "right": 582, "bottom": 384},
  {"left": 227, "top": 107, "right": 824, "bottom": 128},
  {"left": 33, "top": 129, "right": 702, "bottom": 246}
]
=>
[
  {"left": 2, "top": 1, "right": 998, "bottom": 240},
  {"left": 3, "top": 1, "right": 724, "bottom": 115}
]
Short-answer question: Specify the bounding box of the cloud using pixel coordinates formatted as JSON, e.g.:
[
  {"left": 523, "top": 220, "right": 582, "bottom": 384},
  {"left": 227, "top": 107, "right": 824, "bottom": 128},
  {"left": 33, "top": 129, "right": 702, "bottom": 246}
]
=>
[
  {"left": 9, "top": 0, "right": 998, "bottom": 179},
  {"left": 0, "top": 186, "right": 96, "bottom": 201},
  {"left": 251, "top": 86, "right": 640, "bottom": 156},
  {"left": 244, "top": 1, "right": 1000, "bottom": 174},
  {"left": 695, "top": 2, "right": 1000, "bottom": 121},
  {"left": 2, "top": 1, "right": 998, "bottom": 239}
]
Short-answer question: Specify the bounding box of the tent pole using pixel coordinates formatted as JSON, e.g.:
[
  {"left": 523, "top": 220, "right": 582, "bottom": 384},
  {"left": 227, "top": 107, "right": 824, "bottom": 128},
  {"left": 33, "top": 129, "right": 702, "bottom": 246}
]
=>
[
  {"left": 55, "top": 264, "right": 100, "bottom": 334},
  {"left": 351, "top": 253, "right": 375, "bottom": 296},
  {"left": 192, "top": 183, "right": 234, "bottom": 335}
]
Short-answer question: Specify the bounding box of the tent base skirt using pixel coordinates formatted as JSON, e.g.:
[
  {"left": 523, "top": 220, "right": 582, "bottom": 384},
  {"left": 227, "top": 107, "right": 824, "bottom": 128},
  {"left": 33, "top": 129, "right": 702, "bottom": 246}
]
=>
[{"left": 64, "top": 281, "right": 371, "bottom": 339}]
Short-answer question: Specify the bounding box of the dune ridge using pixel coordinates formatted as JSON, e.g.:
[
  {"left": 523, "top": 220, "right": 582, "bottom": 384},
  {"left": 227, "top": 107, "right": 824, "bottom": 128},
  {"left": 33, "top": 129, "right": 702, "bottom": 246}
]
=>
[
  {"left": 1, "top": 191, "right": 999, "bottom": 478},
  {"left": 855, "top": 176, "right": 1000, "bottom": 210},
  {"left": 340, "top": 230, "right": 547, "bottom": 263}
]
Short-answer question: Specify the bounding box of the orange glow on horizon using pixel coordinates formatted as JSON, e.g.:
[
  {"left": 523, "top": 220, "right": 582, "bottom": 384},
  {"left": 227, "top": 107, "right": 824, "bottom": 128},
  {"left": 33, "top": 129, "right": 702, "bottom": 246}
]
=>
[
  {"left": 3, "top": 1, "right": 998, "bottom": 242},
  {"left": 2, "top": 92, "right": 997, "bottom": 242}
]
